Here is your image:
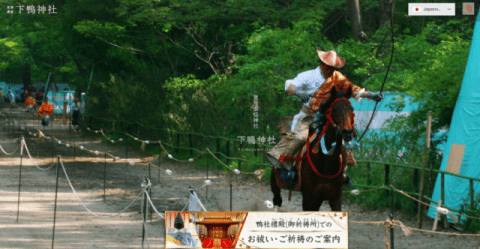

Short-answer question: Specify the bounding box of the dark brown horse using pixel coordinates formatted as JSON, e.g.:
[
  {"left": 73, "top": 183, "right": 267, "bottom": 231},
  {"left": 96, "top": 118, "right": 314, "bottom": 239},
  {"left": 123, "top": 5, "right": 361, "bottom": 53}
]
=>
[{"left": 271, "top": 86, "right": 355, "bottom": 211}]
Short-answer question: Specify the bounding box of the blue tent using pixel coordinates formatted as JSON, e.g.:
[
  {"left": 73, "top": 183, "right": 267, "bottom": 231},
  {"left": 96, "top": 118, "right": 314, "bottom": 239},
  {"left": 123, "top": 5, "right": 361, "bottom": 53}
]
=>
[
  {"left": 427, "top": 14, "right": 480, "bottom": 222},
  {"left": 349, "top": 92, "right": 446, "bottom": 153}
]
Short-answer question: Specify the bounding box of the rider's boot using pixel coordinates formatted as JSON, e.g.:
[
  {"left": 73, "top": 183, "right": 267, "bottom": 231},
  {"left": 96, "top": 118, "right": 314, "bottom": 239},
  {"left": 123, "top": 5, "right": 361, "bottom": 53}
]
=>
[{"left": 280, "top": 162, "right": 297, "bottom": 188}]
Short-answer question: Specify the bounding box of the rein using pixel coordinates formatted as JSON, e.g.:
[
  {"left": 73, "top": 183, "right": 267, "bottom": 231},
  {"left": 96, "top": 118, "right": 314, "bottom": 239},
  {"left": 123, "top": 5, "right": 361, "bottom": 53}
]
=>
[
  {"left": 279, "top": 98, "right": 348, "bottom": 179},
  {"left": 306, "top": 98, "right": 346, "bottom": 179}
]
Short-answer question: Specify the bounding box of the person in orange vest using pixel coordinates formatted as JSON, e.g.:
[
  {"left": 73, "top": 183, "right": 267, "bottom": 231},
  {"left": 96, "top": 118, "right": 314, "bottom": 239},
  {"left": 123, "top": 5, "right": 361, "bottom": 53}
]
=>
[
  {"left": 25, "top": 91, "right": 36, "bottom": 112},
  {"left": 37, "top": 97, "right": 54, "bottom": 126}
]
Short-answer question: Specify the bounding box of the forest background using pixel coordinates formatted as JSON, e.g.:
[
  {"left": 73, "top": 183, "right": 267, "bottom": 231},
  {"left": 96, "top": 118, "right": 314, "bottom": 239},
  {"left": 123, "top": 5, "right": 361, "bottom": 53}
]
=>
[{"left": 0, "top": 0, "right": 478, "bottom": 214}]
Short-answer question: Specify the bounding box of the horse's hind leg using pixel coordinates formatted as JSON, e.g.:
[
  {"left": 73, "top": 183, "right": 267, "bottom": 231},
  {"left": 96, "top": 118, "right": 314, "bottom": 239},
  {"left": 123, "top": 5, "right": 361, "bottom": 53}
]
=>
[
  {"left": 329, "top": 197, "right": 342, "bottom": 211},
  {"left": 271, "top": 169, "right": 282, "bottom": 210}
]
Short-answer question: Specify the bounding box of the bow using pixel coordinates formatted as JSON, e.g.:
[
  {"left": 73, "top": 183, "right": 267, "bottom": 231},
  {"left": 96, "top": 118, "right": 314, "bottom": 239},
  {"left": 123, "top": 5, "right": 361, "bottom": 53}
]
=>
[{"left": 357, "top": 0, "right": 395, "bottom": 143}]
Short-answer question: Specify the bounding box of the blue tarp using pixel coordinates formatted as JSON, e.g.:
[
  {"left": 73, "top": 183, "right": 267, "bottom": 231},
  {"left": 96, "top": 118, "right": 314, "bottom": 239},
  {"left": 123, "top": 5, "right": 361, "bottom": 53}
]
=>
[
  {"left": 427, "top": 14, "right": 480, "bottom": 222},
  {"left": 350, "top": 91, "right": 420, "bottom": 130},
  {"left": 47, "top": 90, "right": 75, "bottom": 114},
  {"left": 351, "top": 91, "right": 419, "bottom": 112},
  {"left": 0, "top": 83, "right": 24, "bottom": 101},
  {"left": 348, "top": 92, "right": 446, "bottom": 152}
]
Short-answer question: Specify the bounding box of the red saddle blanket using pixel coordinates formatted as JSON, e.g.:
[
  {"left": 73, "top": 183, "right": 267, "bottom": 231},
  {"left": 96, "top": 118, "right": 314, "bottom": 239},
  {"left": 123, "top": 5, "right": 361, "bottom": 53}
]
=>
[{"left": 273, "top": 144, "right": 306, "bottom": 192}]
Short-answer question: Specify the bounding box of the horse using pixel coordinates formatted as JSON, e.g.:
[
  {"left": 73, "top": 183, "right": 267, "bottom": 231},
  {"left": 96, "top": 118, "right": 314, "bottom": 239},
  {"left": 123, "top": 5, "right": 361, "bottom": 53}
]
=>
[{"left": 271, "top": 86, "right": 356, "bottom": 211}]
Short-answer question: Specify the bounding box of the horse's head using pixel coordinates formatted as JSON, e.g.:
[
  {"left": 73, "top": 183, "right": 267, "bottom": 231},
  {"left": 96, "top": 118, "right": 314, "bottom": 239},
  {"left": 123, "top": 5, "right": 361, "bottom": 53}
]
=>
[{"left": 325, "top": 86, "right": 355, "bottom": 142}]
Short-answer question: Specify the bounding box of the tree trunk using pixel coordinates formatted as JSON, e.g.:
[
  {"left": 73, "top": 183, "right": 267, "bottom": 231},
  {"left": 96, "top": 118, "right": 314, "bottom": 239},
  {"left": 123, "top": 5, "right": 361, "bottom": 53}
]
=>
[
  {"left": 22, "top": 64, "right": 32, "bottom": 93},
  {"left": 379, "top": 0, "right": 394, "bottom": 28},
  {"left": 346, "top": 0, "right": 368, "bottom": 42}
]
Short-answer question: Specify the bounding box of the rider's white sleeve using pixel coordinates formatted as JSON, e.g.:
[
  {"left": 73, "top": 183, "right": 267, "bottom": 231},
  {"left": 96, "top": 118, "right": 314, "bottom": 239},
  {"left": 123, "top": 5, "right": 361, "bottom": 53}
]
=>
[{"left": 290, "top": 111, "right": 306, "bottom": 131}]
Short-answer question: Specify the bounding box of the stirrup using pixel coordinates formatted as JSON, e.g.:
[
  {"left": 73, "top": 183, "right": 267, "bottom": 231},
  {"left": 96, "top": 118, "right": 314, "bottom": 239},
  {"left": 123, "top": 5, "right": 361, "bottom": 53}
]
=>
[
  {"left": 280, "top": 168, "right": 297, "bottom": 188},
  {"left": 343, "top": 173, "right": 352, "bottom": 186}
]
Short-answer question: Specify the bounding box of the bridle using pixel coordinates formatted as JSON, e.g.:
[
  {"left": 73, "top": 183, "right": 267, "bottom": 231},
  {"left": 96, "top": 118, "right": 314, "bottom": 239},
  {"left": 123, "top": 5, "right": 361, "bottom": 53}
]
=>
[
  {"left": 317, "top": 98, "right": 353, "bottom": 143},
  {"left": 278, "top": 98, "right": 354, "bottom": 179},
  {"left": 306, "top": 97, "right": 354, "bottom": 178},
  {"left": 278, "top": 97, "right": 352, "bottom": 177}
]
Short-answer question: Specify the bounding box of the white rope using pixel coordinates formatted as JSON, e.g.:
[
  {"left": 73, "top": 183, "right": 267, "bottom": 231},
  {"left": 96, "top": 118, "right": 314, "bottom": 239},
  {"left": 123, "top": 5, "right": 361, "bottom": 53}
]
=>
[
  {"left": 181, "top": 199, "right": 189, "bottom": 211},
  {"left": 22, "top": 138, "right": 56, "bottom": 171},
  {"left": 193, "top": 191, "right": 207, "bottom": 211},
  {"left": 0, "top": 144, "right": 20, "bottom": 155},
  {"left": 145, "top": 191, "right": 165, "bottom": 219},
  {"left": 59, "top": 157, "right": 144, "bottom": 218}
]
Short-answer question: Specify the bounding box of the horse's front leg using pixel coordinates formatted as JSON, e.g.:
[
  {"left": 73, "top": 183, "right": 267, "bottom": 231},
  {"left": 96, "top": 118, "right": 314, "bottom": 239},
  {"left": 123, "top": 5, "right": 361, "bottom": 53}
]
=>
[
  {"left": 302, "top": 191, "right": 323, "bottom": 211},
  {"left": 271, "top": 168, "right": 282, "bottom": 210}
]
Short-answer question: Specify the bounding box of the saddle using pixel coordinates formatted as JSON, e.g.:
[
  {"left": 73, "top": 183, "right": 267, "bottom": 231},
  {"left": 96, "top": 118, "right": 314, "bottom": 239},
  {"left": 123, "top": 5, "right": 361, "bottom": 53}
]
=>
[{"left": 274, "top": 144, "right": 305, "bottom": 192}]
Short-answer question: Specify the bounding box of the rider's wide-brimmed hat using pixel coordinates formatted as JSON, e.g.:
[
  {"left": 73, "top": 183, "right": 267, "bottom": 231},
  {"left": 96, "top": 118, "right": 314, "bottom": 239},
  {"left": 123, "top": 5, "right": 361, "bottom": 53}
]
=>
[{"left": 316, "top": 50, "right": 346, "bottom": 69}]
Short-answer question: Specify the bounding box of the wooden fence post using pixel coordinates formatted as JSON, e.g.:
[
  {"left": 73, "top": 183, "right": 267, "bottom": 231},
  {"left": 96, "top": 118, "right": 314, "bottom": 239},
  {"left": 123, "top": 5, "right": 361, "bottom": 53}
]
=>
[
  {"left": 385, "top": 164, "right": 390, "bottom": 196},
  {"left": 189, "top": 134, "right": 193, "bottom": 157},
  {"left": 366, "top": 162, "right": 371, "bottom": 185},
  {"left": 216, "top": 138, "right": 220, "bottom": 157},
  {"left": 441, "top": 173, "right": 448, "bottom": 228},
  {"left": 169, "top": 130, "right": 173, "bottom": 151},
  {"left": 238, "top": 142, "right": 242, "bottom": 171},
  {"left": 418, "top": 111, "right": 431, "bottom": 229},
  {"left": 176, "top": 133, "right": 180, "bottom": 154},
  {"left": 226, "top": 140, "right": 230, "bottom": 165},
  {"left": 470, "top": 179, "right": 475, "bottom": 210}
]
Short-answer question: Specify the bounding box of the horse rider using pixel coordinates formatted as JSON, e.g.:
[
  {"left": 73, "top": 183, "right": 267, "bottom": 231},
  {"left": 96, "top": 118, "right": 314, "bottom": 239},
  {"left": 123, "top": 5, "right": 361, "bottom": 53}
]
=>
[
  {"left": 267, "top": 50, "right": 384, "bottom": 186},
  {"left": 37, "top": 97, "right": 54, "bottom": 126}
]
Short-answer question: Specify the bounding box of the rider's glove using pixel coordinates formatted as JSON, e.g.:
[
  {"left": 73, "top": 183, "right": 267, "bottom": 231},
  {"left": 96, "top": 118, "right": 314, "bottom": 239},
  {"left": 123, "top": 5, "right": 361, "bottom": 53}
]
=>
[
  {"left": 310, "top": 111, "right": 325, "bottom": 133},
  {"left": 367, "top": 92, "right": 384, "bottom": 102},
  {"left": 299, "top": 94, "right": 310, "bottom": 103}
]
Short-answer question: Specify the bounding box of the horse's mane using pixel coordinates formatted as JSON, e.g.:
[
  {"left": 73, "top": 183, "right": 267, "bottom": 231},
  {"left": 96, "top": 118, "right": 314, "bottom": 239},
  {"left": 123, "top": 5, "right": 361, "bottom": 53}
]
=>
[{"left": 320, "top": 87, "right": 353, "bottom": 114}]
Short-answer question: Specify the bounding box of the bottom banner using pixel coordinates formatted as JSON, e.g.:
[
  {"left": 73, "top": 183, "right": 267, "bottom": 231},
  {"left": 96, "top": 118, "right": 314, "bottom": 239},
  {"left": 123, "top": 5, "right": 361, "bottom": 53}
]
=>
[{"left": 165, "top": 211, "right": 348, "bottom": 249}]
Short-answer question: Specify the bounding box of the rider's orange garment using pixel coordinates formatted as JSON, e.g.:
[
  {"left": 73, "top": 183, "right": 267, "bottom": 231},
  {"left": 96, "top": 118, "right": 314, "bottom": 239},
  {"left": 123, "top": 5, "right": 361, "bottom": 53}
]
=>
[
  {"left": 25, "top": 97, "right": 35, "bottom": 107},
  {"left": 37, "top": 102, "right": 54, "bottom": 117},
  {"left": 309, "top": 70, "right": 363, "bottom": 112}
]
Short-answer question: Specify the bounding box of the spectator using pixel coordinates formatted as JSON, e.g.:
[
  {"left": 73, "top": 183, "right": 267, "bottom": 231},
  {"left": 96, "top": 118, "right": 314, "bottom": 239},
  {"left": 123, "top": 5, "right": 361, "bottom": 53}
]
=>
[
  {"left": 8, "top": 91, "right": 15, "bottom": 104},
  {"left": 71, "top": 97, "right": 81, "bottom": 130},
  {"left": 37, "top": 97, "right": 54, "bottom": 126},
  {"left": 25, "top": 92, "right": 36, "bottom": 112}
]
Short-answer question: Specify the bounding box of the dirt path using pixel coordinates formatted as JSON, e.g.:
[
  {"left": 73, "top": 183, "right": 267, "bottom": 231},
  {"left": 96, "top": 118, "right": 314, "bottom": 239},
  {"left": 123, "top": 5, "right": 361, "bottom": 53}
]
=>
[{"left": 0, "top": 104, "right": 479, "bottom": 249}]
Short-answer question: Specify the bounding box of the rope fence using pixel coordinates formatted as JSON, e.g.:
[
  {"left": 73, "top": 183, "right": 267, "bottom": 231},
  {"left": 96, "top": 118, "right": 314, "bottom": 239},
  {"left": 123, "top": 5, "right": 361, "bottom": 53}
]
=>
[
  {"left": 1, "top": 108, "right": 480, "bottom": 249},
  {"left": 59, "top": 156, "right": 145, "bottom": 219},
  {"left": 5, "top": 110, "right": 480, "bottom": 214},
  {"left": 4, "top": 110, "right": 480, "bottom": 219},
  {"left": 84, "top": 114, "right": 276, "bottom": 148}
]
